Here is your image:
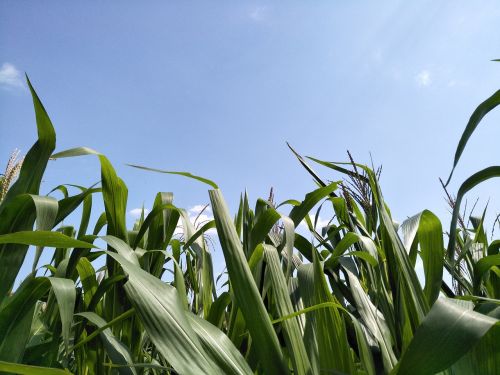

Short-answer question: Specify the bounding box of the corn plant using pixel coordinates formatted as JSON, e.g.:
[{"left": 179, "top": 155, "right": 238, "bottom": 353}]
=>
[{"left": 0, "top": 77, "right": 498, "bottom": 375}]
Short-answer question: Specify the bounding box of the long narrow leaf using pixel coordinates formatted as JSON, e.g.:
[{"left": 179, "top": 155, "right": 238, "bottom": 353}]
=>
[
  {"left": 209, "top": 189, "right": 288, "bottom": 374},
  {"left": 445, "top": 90, "right": 500, "bottom": 186}
]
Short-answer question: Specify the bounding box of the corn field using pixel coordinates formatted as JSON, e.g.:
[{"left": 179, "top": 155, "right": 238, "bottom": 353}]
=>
[{"left": 0, "top": 77, "right": 499, "bottom": 375}]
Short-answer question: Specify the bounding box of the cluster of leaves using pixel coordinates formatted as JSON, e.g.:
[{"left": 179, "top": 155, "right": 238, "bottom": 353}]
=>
[{"left": 0, "top": 78, "right": 499, "bottom": 375}]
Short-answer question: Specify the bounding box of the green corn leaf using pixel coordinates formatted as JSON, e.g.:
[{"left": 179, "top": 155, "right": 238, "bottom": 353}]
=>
[
  {"left": 401, "top": 210, "right": 444, "bottom": 306},
  {"left": 349, "top": 314, "right": 376, "bottom": 375},
  {"left": 474, "top": 255, "right": 500, "bottom": 286},
  {"left": 298, "top": 254, "right": 355, "bottom": 374},
  {"left": 0, "top": 76, "right": 55, "bottom": 206},
  {"left": 183, "top": 220, "right": 215, "bottom": 249},
  {"left": 263, "top": 245, "right": 312, "bottom": 375},
  {"left": 187, "top": 313, "right": 253, "bottom": 375},
  {"left": 328, "top": 232, "right": 378, "bottom": 263},
  {"left": 396, "top": 298, "right": 498, "bottom": 375},
  {"left": 140, "top": 193, "right": 179, "bottom": 277},
  {"left": 447, "top": 166, "right": 500, "bottom": 260},
  {"left": 55, "top": 187, "right": 100, "bottom": 226},
  {"left": 0, "top": 75, "right": 57, "bottom": 298},
  {"left": 344, "top": 267, "right": 397, "bottom": 373},
  {"left": 450, "top": 325, "right": 500, "bottom": 375},
  {"left": 132, "top": 201, "right": 178, "bottom": 249},
  {"left": 77, "top": 312, "right": 137, "bottom": 375},
  {"left": 127, "top": 164, "right": 218, "bottom": 189},
  {"left": 105, "top": 250, "right": 220, "bottom": 374},
  {"left": 0, "top": 231, "right": 96, "bottom": 249},
  {"left": 0, "top": 277, "right": 51, "bottom": 363},
  {"left": 51, "top": 148, "right": 128, "bottom": 241},
  {"left": 101, "top": 235, "right": 140, "bottom": 266},
  {"left": 77, "top": 191, "right": 92, "bottom": 239},
  {"left": 31, "top": 195, "right": 58, "bottom": 273},
  {"left": 287, "top": 143, "right": 338, "bottom": 191},
  {"left": 249, "top": 205, "right": 281, "bottom": 254},
  {"left": 207, "top": 292, "right": 231, "bottom": 328},
  {"left": 93, "top": 212, "right": 107, "bottom": 235},
  {"left": 75, "top": 257, "right": 98, "bottom": 309},
  {"left": 47, "top": 277, "right": 76, "bottom": 356},
  {"left": 445, "top": 90, "right": 500, "bottom": 186},
  {"left": 369, "top": 169, "right": 429, "bottom": 326},
  {"left": 209, "top": 189, "right": 288, "bottom": 374},
  {"left": 0, "top": 361, "right": 72, "bottom": 375},
  {"left": 288, "top": 183, "right": 338, "bottom": 227}
]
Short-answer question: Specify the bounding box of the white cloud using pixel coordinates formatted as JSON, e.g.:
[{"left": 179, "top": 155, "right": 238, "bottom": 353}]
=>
[
  {"left": 0, "top": 63, "right": 24, "bottom": 90},
  {"left": 129, "top": 208, "right": 150, "bottom": 219},
  {"left": 249, "top": 6, "right": 268, "bottom": 21},
  {"left": 189, "top": 204, "right": 211, "bottom": 215},
  {"left": 415, "top": 70, "right": 431, "bottom": 87}
]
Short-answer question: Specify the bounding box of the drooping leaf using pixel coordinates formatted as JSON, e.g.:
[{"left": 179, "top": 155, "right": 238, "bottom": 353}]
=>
[
  {"left": 396, "top": 298, "right": 498, "bottom": 375},
  {"left": 127, "top": 164, "right": 218, "bottom": 189},
  {"left": 445, "top": 90, "right": 500, "bottom": 186},
  {"left": 51, "top": 148, "right": 128, "bottom": 241},
  {"left": 401, "top": 210, "right": 444, "bottom": 305}
]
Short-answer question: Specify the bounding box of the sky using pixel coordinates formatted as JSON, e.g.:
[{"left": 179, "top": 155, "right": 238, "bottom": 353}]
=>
[{"left": 1, "top": 1, "right": 500, "bottom": 281}]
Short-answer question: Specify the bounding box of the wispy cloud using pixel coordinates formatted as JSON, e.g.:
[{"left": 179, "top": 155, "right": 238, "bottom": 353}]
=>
[
  {"left": 415, "top": 70, "right": 431, "bottom": 87},
  {"left": 249, "top": 6, "right": 269, "bottom": 22},
  {"left": 0, "top": 63, "right": 24, "bottom": 90}
]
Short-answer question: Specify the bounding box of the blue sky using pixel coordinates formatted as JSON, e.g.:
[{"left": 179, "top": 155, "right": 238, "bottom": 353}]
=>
[{"left": 1, "top": 2, "right": 500, "bottom": 279}]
